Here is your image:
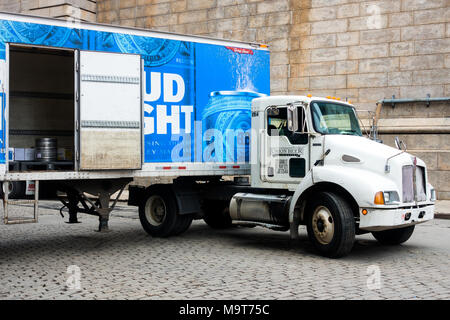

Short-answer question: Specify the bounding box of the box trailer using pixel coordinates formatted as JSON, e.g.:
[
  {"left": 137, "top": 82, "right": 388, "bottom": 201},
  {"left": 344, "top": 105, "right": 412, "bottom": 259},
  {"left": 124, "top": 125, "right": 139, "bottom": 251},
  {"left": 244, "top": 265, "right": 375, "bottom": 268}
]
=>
[
  {"left": 0, "top": 12, "right": 435, "bottom": 258},
  {"left": 0, "top": 12, "right": 269, "bottom": 228}
]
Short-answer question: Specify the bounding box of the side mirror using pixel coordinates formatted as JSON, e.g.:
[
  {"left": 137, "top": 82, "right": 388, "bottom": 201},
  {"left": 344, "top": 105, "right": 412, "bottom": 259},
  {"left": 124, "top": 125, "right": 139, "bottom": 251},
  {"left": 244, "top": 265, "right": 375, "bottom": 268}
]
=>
[{"left": 287, "top": 105, "right": 298, "bottom": 132}]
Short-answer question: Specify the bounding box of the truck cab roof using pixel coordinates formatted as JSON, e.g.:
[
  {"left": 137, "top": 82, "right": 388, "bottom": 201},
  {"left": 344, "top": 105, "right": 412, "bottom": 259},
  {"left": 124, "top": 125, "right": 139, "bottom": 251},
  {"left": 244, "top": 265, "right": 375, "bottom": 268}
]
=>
[{"left": 252, "top": 95, "right": 354, "bottom": 113}]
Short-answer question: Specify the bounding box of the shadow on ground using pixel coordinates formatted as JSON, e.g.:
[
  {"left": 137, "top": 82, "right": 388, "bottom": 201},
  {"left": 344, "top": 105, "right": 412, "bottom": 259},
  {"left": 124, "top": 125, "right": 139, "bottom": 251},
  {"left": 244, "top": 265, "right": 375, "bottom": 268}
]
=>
[{"left": 0, "top": 215, "right": 426, "bottom": 263}]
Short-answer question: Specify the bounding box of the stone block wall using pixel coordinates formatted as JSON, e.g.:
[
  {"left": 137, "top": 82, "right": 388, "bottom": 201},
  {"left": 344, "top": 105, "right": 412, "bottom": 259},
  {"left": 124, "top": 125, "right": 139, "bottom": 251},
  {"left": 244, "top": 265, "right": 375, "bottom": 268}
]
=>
[
  {"left": 290, "top": 0, "right": 449, "bottom": 112},
  {"left": 0, "top": 0, "right": 97, "bottom": 22},
  {"left": 378, "top": 101, "right": 450, "bottom": 200},
  {"left": 96, "top": 0, "right": 292, "bottom": 95}
]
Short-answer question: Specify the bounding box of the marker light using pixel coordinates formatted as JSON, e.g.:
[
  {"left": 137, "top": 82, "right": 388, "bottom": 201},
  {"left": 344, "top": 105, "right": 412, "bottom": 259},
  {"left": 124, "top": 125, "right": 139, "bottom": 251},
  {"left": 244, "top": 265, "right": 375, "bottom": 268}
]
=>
[
  {"left": 430, "top": 189, "right": 436, "bottom": 201},
  {"left": 307, "top": 94, "right": 312, "bottom": 97},
  {"left": 374, "top": 191, "right": 385, "bottom": 205},
  {"left": 362, "top": 209, "right": 368, "bottom": 215}
]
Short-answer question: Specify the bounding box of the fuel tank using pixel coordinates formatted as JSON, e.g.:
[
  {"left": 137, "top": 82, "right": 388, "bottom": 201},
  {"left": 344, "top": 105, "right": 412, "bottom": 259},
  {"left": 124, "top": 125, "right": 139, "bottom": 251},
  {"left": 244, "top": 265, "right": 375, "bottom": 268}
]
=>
[{"left": 229, "top": 193, "right": 291, "bottom": 226}]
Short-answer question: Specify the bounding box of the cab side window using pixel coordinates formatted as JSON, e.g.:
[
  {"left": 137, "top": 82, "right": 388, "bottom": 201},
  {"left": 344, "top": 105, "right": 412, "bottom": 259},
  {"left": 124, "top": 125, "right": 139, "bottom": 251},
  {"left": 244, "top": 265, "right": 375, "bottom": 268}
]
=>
[{"left": 267, "top": 107, "right": 308, "bottom": 145}]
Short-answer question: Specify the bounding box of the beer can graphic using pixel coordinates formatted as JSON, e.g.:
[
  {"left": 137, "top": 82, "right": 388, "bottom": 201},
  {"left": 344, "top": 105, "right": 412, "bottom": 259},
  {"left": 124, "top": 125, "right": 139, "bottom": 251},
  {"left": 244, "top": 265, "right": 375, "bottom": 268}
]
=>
[{"left": 202, "top": 90, "right": 266, "bottom": 162}]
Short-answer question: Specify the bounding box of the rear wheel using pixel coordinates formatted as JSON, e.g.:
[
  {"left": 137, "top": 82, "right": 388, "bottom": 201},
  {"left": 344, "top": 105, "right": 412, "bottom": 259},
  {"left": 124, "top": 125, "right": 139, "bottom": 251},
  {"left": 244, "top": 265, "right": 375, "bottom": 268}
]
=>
[
  {"left": 0, "top": 181, "right": 25, "bottom": 199},
  {"left": 202, "top": 200, "right": 233, "bottom": 229},
  {"left": 139, "top": 186, "right": 182, "bottom": 237},
  {"left": 372, "top": 226, "right": 415, "bottom": 245},
  {"left": 172, "top": 214, "right": 193, "bottom": 236},
  {"left": 306, "top": 192, "right": 355, "bottom": 258}
]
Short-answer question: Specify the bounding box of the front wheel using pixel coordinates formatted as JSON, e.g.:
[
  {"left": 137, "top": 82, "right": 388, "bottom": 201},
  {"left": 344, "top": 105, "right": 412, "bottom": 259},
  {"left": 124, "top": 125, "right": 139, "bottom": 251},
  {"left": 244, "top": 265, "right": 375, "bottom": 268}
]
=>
[
  {"left": 372, "top": 226, "right": 415, "bottom": 245},
  {"left": 306, "top": 192, "right": 355, "bottom": 258}
]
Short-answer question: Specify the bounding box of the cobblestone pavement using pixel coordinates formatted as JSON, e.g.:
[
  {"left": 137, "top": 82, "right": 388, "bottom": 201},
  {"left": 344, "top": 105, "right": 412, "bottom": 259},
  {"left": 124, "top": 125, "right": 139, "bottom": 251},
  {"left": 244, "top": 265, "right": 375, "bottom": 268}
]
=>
[{"left": 0, "top": 201, "right": 449, "bottom": 300}]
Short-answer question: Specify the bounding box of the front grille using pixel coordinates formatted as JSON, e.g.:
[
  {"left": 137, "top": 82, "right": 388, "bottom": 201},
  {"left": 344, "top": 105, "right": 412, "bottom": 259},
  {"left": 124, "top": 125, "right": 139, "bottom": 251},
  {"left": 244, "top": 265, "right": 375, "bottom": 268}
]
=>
[
  {"left": 402, "top": 165, "right": 414, "bottom": 203},
  {"left": 416, "top": 166, "right": 427, "bottom": 202},
  {"left": 402, "top": 165, "right": 427, "bottom": 203}
]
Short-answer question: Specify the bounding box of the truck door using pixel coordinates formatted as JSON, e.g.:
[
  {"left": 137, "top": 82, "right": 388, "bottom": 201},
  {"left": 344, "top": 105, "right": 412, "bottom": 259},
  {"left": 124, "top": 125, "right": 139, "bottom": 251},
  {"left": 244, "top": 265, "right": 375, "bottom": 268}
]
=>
[
  {"left": 261, "top": 105, "right": 309, "bottom": 183},
  {"left": 77, "top": 51, "right": 142, "bottom": 170}
]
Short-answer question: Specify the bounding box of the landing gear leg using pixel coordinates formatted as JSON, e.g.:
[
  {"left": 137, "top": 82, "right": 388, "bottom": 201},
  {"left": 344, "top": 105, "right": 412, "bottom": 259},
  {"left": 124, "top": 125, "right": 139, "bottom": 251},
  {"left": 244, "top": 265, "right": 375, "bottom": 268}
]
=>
[
  {"left": 58, "top": 178, "right": 131, "bottom": 232},
  {"left": 67, "top": 191, "right": 80, "bottom": 224},
  {"left": 96, "top": 192, "right": 111, "bottom": 232}
]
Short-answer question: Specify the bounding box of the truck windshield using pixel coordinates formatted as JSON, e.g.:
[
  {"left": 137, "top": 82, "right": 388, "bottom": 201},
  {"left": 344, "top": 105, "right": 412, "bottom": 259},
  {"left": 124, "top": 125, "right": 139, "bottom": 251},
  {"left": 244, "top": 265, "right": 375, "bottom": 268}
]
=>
[{"left": 310, "top": 101, "right": 362, "bottom": 136}]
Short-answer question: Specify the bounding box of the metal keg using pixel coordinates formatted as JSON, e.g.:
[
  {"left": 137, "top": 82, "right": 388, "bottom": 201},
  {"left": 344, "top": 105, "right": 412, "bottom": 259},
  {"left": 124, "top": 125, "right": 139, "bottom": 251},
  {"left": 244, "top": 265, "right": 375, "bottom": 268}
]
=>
[{"left": 35, "top": 138, "right": 57, "bottom": 162}]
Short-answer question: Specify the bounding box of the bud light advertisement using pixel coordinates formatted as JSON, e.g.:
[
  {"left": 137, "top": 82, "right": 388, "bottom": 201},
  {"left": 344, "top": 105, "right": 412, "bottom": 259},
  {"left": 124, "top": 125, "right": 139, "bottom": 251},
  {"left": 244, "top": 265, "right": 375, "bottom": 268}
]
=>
[{"left": 0, "top": 17, "right": 270, "bottom": 165}]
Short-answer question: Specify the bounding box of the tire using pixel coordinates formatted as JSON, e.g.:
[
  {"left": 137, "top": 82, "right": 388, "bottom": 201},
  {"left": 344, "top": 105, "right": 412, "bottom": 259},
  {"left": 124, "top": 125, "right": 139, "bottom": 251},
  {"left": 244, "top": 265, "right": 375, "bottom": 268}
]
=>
[
  {"left": 305, "top": 192, "right": 355, "bottom": 258},
  {"left": 138, "top": 186, "right": 181, "bottom": 237},
  {"left": 202, "top": 200, "right": 233, "bottom": 229},
  {"left": 172, "top": 214, "right": 193, "bottom": 236},
  {"left": 0, "top": 181, "right": 26, "bottom": 199},
  {"left": 372, "top": 226, "right": 415, "bottom": 245}
]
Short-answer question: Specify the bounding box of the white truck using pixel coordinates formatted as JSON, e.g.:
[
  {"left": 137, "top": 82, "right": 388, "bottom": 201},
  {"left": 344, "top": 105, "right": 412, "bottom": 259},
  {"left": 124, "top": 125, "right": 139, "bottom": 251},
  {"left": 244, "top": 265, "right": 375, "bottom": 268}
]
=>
[
  {"left": 130, "top": 95, "right": 436, "bottom": 257},
  {"left": 0, "top": 12, "right": 435, "bottom": 258}
]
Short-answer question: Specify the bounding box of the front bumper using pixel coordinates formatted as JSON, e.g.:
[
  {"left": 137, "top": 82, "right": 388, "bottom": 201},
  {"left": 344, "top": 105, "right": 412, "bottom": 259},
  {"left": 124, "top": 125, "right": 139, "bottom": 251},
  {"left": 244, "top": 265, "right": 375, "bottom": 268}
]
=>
[{"left": 359, "top": 204, "right": 434, "bottom": 231}]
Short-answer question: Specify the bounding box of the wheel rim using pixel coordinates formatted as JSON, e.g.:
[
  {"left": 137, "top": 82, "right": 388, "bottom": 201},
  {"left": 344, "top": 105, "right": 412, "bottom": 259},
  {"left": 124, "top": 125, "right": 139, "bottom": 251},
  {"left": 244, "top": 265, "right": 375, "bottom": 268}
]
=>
[
  {"left": 312, "top": 206, "right": 335, "bottom": 245},
  {"left": 2, "top": 182, "right": 13, "bottom": 195},
  {"left": 145, "top": 195, "right": 166, "bottom": 226}
]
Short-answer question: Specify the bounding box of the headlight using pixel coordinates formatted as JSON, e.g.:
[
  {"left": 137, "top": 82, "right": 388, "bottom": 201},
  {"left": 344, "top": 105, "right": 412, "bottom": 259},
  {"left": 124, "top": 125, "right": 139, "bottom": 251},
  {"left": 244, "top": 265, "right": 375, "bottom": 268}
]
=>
[
  {"left": 375, "top": 191, "right": 400, "bottom": 205},
  {"left": 384, "top": 191, "right": 400, "bottom": 204}
]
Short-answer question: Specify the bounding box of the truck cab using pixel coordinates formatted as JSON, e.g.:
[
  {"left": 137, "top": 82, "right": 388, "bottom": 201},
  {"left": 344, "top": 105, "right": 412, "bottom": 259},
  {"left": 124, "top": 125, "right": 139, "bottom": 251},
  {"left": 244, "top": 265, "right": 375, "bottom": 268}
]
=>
[{"left": 240, "top": 95, "right": 435, "bottom": 256}]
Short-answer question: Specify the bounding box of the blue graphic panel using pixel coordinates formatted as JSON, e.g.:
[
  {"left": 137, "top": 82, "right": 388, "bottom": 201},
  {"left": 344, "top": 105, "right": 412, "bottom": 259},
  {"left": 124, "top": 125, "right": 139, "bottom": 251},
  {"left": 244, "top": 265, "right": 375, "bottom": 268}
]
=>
[
  {"left": 0, "top": 92, "right": 4, "bottom": 164},
  {"left": 143, "top": 42, "right": 195, "bottom": 163},
  {"left": 194, "top": 44, "right": 270, "bottom": 162},
  {"left": 0, "top": 18, "right": 270, "bottom": 164}
]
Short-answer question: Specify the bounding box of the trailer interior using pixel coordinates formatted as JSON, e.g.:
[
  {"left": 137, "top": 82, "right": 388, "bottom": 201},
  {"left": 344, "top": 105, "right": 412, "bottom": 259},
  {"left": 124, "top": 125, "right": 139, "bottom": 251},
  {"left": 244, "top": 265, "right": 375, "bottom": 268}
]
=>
[{"left": 8, "top": 45, "right": 75, "bottom": 172}]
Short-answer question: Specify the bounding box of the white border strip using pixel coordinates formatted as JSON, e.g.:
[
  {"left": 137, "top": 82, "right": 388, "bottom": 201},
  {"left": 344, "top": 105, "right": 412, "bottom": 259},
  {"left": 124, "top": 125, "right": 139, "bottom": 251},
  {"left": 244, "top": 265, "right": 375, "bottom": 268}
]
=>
[{"left": 0, "top": 163, "right": 251, "bottom": 181}]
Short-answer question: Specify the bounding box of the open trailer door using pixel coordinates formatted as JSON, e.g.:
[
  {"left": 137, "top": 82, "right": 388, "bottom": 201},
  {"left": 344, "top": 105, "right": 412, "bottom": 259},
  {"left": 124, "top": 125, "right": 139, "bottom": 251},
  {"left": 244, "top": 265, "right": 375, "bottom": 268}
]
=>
[{"left": 77, "top": 50, "right": 142, "bottom": 170}]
